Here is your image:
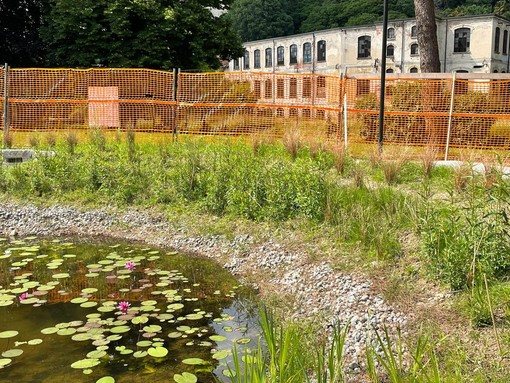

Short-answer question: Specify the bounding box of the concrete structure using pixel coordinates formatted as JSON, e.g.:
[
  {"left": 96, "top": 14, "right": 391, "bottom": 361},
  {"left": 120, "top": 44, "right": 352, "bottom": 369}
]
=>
[{"left": 229, "top": 14, "right": 510, "bottom": 75}]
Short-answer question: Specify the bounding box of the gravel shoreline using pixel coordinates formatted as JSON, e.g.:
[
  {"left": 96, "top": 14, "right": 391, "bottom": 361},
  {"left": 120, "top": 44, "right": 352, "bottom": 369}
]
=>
[{"left": 0, "top": 202, "right": 410, "bottom": 376}]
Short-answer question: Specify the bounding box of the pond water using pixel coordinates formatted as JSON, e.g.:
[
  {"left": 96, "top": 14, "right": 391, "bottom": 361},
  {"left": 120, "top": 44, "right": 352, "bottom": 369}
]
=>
[{"left": 0, "top": 237, "right": 260, "bottom": 383}]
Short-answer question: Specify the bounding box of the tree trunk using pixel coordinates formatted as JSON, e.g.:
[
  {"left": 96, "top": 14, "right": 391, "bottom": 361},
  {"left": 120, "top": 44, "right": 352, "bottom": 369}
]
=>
[{"left": 414, "top": 0, "right": 441, "bottom": 73}]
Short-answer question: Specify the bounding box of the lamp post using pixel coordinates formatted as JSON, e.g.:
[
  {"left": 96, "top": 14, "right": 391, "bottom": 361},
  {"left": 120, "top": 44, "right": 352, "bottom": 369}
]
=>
[{"left": 378, "top": 0, "right": 389, "bottom": 152}]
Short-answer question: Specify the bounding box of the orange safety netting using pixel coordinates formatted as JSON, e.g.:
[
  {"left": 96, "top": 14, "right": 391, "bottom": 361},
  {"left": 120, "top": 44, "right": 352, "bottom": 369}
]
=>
[{"left": 2, "top": 68, "right": 510, "bottom": 153}]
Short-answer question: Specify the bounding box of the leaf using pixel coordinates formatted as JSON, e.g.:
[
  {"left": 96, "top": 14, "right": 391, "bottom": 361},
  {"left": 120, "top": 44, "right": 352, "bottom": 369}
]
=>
[{"left": 174, "top": 372, "right": 197, "bottom": 383}]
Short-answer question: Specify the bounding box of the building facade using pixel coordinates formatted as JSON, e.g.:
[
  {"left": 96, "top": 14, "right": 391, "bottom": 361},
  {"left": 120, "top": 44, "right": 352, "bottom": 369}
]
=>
[{"left": 229, "top": 14, "right": 510, "bottom": 74}]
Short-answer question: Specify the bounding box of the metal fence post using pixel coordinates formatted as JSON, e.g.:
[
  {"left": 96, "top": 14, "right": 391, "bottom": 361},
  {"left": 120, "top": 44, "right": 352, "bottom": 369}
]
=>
[
  {"left": 444, "top": 72, "right": 456, "bottom": 161},
  {"left": 172, "top": 68, "right": 180, "bottom": 142},
  {"left": 2, "top": 63, "right": 9, "bottom": 148}
]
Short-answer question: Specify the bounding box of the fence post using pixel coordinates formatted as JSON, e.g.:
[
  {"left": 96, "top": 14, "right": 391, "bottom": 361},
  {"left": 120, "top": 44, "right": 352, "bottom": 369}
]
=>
[
  {"left": 343, "top": 92, "right": 348, "bottom": 150},
  {"left": 444, "top": 72, "right": 456, "bottom": 161},
  {"left": 2, "top": 63, "right": 9, "bottom": 148},
  {"left": 172, "top": 68, "right": 180, "bottom": 142}
]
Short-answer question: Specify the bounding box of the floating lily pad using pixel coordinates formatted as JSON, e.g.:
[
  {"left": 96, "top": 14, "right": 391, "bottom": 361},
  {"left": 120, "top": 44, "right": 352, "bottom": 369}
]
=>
[
  {"left": 133, "top": 351, "right": 148, "bottom": 358},
  {"left": 87, "top": 350, "right": 107, "bottom": 359},
  {"left": 212, "top": 350, "right": 229, "bottom": 360},
  {"left": 148, "top": 347, "right": 168, "bottom": 358},
  {"left": 0, "top": 358, "right": 12, "bottom": 368},
  {"left": 96, "top": 377, "right": 115, "bottom": 383},
  {"left": 174, "top": 372, "right": 197, "bottom": 383},
  {"left": 28, "top": 338, "right": 43, "bottom": 345},
  {"left": 182, "top": 358, "right": 205, "bottom": 365},
  {"left": 2, "top": 349, "right": 23, "bottom": 358},
  {"left": 236, "top": 338, "right": 251, "bottom": 344},
  {"left": 209, "top": 335, "right": 226, "bottom": 342},
  {"left": 71, "top": 358, "right": 101, "bottom": 369},
  {"left": 41, "top": 327, "right": 59, "bottom": 335},
  {"left": 0, "top": 331, "right": 18, "bottom": 339},
  {"left": 52, "top": 273, "right": 70, "bottom": 279}
]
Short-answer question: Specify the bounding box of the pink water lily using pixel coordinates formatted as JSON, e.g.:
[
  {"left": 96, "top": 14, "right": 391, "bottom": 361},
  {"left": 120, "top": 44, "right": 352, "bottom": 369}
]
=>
[
  {"left": 117, "top": 301, "right": 131, "bottom": 314},
  {"left": 19, "top": 293, "right": 28, "bottom": 301},
  {"left": 125, "top": 261, "right": 135, "bottom": 271}
]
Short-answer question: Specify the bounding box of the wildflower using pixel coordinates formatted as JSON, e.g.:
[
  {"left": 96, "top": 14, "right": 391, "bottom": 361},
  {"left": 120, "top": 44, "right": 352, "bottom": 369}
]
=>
[
  {"left": 125, "top": 261, "right": 135, "bottom": 271},
  {"left": 117, "top": 301, "right": 131, "bottom": 314}
]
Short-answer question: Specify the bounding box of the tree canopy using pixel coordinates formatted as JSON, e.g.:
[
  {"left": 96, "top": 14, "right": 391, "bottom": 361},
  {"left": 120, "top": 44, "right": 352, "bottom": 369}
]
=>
[
  {"left": 1, "top": 0, "right": 244, "bottom": 70},
  {"left": 228, "top": 0, "right": 510, "bottom": 42}
]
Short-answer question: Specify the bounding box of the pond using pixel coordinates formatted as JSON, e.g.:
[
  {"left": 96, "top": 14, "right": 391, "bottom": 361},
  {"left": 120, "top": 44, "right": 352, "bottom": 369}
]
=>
[{"left": 0, "top": 237, "right": 260, "bottom": 383}]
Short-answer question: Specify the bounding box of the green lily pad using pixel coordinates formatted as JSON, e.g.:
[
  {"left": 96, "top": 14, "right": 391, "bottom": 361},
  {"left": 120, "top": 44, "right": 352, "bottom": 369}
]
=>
[
  {"left": 143, "top": 325, "right": 162, "bottom": 333},
  {"left": 28, "top": 339, "right": 43, "bottom": 345},
  {"left": 71, "top": 358, "right": 101, "bottom": 369},
  {"left": 182, "top": 358, "right": 205, "bottom": 365},
  {"left": 212, "top": 350, "right": 229, "bottom": 360},
  {"left": 41, "top": 327, "right": 59, "bottom": 335},
  {"left": 133, "top": 351, "right": 148, "bottom": 358},
  {"left": 96, "top": 376, "right": 115, "bottom": 383},
  {"left": 87, "top": 350, "right": 107, "bottom": 359},
  {"left": 236, "top": 338, "right": 251, "bottom": 344},
  {"left": 52, "top": 273, "right": 70, "bottom": 279},
  {"left": 174, "top": 372, "right": 197, "bottom": 383},
  {"left": 131, "top": 316, "right": 149, "bottom": 325},
  {"left": 110, "top": 326, "right": 130, "bottom": 334},
  {"left": 0, "top": 331, "right": 18, "bottom": 339},
  {"left": 209, "top": 335, "right": 226, "bottom": 342},
  {"left": 2, "top": 349, "right": 23, "bottom": 358},
  {"left": 148, "top": 347, "right": 168, "bottom": 358},
  {"left": 0, "top": 358, "right": 12, "bottom": 368}
]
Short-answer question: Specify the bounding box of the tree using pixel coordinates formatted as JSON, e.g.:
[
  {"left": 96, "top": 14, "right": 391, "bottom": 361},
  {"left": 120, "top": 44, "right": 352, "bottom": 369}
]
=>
[
  {"left": 0, "top": 0, "right": 46, "bottom": 66},
  {"left": 40, "top": 0, "right": 244, "bottom": 70},
  {"left": 414, "top": 0, "right": 441, "bottom": 72},
  {"left": 227, "top": 0, "right": 294, "bottom": 42}
]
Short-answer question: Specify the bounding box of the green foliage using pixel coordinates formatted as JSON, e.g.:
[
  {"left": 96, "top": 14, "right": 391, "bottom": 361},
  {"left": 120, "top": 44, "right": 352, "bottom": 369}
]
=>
[
  {"left": 421, "top": 173, "right": 510, "bottom": 291},
  {"left": 227, "top": 0, "right": 294, "bottom": 42},
  {"left": 40, "top": 0, "right": 243, "bottom": 69},
  {"left": 0, "top": 0, "right": 46, "bottom": 66}
]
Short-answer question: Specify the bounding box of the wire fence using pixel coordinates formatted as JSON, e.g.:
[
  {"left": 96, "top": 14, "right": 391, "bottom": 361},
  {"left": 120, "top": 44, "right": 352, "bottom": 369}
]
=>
[{"left": 2, "top": 67, "right": 510, "bottom": 159}]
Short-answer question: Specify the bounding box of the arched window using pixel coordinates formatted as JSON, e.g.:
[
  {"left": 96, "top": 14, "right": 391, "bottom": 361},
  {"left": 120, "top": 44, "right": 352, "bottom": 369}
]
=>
[
  {"left": 265, "top": 48, "right": 272, "bottom": 67},
  {"left": 277, "top": 46, "right": 285, "bottom": 66},
  {"left": 244, "top": 51, "right": 250, "bottom": 69},
  {"left": 454, "top": 28, "right": 470, "bottom": 53},
  {"left": 411, "top": 43, "right": 419, "bottom": 55},
  {"left": 290, "top": 44, "right": 298, "bottom": 64},
  {"left": 410, "top": 67, "right": 418, "bottom": 73},
  {"left": 386, "top": 44, "right": 394, "bottom": 57},
  {"left": 358, "top": 36, "right": 371, "bottom": 58},
  {"left": 495, "top": 27, "right": 501, "bottom": 53},
  {"left": 254, "top": 50, "right": 260, "bottom": 68},
  {"left": 317, "top": 40, "right": 326, "bottom": 62},
  {"left": 303, "top": 42, "right": 312, "bottom": 63},
  {"left": 411, "top": 25, "right": 417, "bottom": 38},
  {"left": 387, "top": 28, "right": 395, "bottom": 40},
  {"left": 386, "top": 68, "right": 394, "bottom": 73},
  {"left": 504, "top": 30, "right": 508, "bottom": 55},
  {"left": 494, "top": 69, "right": 499, "bottom": 73}
]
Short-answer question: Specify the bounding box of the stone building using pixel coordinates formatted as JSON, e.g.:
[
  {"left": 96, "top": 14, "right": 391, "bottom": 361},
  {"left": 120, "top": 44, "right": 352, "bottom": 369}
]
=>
[{"left": 229, "top": 14, "right": 510, "bottom": 74}]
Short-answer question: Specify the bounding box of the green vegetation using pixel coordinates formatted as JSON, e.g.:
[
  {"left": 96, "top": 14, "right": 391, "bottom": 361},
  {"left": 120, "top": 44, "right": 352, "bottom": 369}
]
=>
[{"left": 2, "top": 133, "right": 510, "bottom": 381}]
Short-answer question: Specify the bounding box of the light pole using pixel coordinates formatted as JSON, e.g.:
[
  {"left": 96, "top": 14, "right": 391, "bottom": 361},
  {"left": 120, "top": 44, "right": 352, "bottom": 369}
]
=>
[{"left": 378, "top": 0, "right": 389, "bottom": 152}]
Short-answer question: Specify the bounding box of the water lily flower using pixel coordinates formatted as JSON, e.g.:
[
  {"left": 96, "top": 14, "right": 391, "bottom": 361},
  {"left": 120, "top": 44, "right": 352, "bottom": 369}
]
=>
[
  {"left": 117, "top": 301, "right": 131, "bottom": 313},
  {"left": 125, "top": 261, "right": 135, "bottom": 271},
  {"left": 19, "top": 293, "right": 28, "bottom": 301}
]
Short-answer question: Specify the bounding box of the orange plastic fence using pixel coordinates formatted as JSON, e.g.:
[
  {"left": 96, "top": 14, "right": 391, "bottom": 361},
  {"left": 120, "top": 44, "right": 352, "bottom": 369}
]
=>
[{"left": 2, "top": 68, "right": 510, "bottom": 152}]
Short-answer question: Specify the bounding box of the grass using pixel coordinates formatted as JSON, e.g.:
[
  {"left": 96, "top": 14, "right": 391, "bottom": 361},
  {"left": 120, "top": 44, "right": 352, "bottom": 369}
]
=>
[{"left": 1, "top": 130, "right": 510, "bottom": 381}]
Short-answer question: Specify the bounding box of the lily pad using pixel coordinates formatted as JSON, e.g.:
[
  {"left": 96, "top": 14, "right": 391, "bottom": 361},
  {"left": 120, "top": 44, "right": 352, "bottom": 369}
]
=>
[
  {"left": 96, "top": 377, "right": 115, "bottom": 383},
  {"left": 148, "top": 347, "right": 168, "bottom": 358},
  {"left": 212, "top": 350, "right": 229, "bottom": 360},
  {"left": 0, "top": 358, "right": 12, "bottom": 368},
  {"left": 182, "top": 358, "right": 205, "bottom": 365},
  {"left": 174, "top": 372, "right": 197, "bottom": 383},
  {"left": 0, "top": 331, "right": 18, "bottom": 339},
  {"left": 209, "top": 335, "right": 226, "bottom": 342},
  {"left": 71, "top": 358, "right": 101, "bottom": 369},
  {"left": 2, "top": 349, "right": 23, "bottom": 358}
]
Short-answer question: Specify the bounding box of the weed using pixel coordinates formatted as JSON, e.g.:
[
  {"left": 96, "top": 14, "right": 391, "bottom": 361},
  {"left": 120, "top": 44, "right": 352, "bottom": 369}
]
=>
[
  {"left": 65, "top": 131, "right": 79, "bottom": 154},
  {"left": 3, "top": 132, "right": 13, "bottom": 148},
  {"left": 46, "top": 132, "right": 57, "bottom": 148},
  {"left": 330, "top": 143, "right": 347, "bottom": 175},
  {"left": 381, "top": 153, "right": 407, "bottom": 185},
  {"left": 421, "top": 146, "right": 438, "bottom": 178},
  {"left": 283, "top": 128, "right": 302, "bottom": 161},
  {"left": 28, "top": 133, "right": 40, "bottom": 148}
]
